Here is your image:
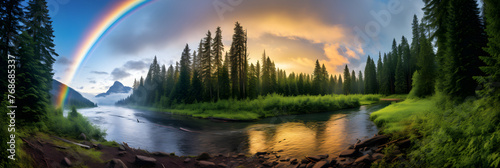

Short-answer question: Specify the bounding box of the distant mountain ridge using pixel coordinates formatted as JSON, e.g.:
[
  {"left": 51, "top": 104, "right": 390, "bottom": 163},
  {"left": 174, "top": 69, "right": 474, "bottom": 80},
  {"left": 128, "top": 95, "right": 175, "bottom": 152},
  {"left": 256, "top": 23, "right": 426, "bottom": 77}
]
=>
[
  {"left": 96, "top": 81, "right": 132, "bottom": 97},
  {"left": 50, "top": 80, "right": 96, "bottom": 108}
]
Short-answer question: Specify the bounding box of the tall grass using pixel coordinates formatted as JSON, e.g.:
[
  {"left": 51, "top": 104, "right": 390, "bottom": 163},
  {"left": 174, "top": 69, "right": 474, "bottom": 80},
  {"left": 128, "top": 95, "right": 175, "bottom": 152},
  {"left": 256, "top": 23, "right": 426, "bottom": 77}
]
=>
[
  {"left": 46, "top": 107, "right": 106, "bottom": 141},
  {"left": 371, "top": 93, "right": 500, "bottom": 167},
  {"left": 159, "top": 94, "right": 382, "bottom": 120}
]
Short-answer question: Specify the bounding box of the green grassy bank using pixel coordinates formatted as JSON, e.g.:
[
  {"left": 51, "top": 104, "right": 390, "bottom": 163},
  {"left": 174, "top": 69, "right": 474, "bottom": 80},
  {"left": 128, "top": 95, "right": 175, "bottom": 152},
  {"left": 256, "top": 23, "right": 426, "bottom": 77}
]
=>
[
  {"left": 370, "top": 93, "right": 500, "bottom": 167},
  {"left": 136, "top": 94, "right": 382, "bottom": 120}
]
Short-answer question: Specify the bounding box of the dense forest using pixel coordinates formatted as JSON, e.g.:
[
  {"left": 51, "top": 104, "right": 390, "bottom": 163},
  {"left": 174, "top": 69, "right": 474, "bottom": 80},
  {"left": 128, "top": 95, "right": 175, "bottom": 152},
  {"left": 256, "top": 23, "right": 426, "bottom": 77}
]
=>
[{"left": 116, "top": 14, "right": 435, "bottom": 107}]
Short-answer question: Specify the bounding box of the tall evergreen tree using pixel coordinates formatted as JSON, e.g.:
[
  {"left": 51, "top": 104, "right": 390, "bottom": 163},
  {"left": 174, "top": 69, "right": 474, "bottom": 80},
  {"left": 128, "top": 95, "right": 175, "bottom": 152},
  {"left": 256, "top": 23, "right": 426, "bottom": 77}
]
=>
[
  {"left": 343, "top": 65, "right": 351, "bottom": 95},
  {"left": 443, "top": 0, "right": 487, "bottom": 100},
  {"left": 423, "top": 0, "right": 451, "bottom": 91},
  {"left": 171, "top": 44, "right": 192, "bottom": 102},
  {"left": 358, "top": 71, "right": 364, "bottom": 94},
  {"left": 412, "top": 31, "right": 436, "bottom": 97},
  {"left": 212, "top": 27, "right": 224, "bottom": 100},
  {"left": 0, "top": 0, "right": 24, "bottom": 93},
  {"left": 351, "top": 70, "right": 357, "bottom": 94},
  {"left": 201, "top": 31, "right": 213, "bottom": 100},
  {"left": 312, "top": 60, "right": 322, "bottom": 95},
  {"left": 25, "top": 0, "right": 59, "bottom": 106},
  {"left": 477, "top": 0, "right": 500, "bottom": 99}
]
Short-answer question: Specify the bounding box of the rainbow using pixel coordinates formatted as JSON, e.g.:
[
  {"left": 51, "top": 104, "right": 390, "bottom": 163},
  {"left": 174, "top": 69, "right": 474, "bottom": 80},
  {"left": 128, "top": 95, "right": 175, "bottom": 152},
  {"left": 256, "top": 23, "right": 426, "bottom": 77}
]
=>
[{"left": 56, "top": 0, "right": 154, "bottom": 108}]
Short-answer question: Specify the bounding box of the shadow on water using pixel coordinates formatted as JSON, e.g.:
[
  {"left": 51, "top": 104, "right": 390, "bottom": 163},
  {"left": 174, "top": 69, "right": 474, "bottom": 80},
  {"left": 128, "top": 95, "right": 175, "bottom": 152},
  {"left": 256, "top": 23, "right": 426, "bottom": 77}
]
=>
[{"left": 77, "top": 103, "right": 390, "bottom": 158}]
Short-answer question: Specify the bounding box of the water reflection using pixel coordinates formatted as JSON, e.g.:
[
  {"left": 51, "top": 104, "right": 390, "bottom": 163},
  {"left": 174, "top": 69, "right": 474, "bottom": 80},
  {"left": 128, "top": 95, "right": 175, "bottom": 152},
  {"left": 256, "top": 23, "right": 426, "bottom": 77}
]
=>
[
  {"left": 246, "top": 105, "right": 385, "bottom": 158},
  {"left": 78, "top": 104, "right": 388, "bottom": 157}
]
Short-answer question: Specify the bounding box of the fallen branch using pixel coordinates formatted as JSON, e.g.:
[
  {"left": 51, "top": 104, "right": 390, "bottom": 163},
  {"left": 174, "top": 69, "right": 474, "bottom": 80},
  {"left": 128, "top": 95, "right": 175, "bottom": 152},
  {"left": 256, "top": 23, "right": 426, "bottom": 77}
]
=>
[{"left": 51, "top": 136, "right": 90, "bottom": 149}]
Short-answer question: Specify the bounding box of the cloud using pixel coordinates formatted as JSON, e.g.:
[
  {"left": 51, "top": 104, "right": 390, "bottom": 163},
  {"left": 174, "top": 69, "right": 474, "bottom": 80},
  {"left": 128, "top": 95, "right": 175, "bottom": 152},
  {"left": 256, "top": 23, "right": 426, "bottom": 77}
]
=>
[
  {"left": 55, "top": 56, "right": 72, "bottom": 65},
  {"left": 123, "top": 60, "right": 148, "bottom": 70},
  {"left": 111, "top": 68, "right": 131, "bottom": 80},
  {"left": 89, "top": 80, "right": 96, "bottom": 84},
  {"left": 90, "top": 71, "right": 108, "bottom": 75},
  {"left": 104, "top": 0, "right": 424, "bottom": 74}
]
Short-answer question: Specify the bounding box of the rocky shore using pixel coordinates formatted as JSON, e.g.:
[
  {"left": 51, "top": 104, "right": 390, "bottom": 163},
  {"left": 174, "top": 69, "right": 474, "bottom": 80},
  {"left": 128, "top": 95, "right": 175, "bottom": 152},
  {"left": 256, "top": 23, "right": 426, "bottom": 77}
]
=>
[{"left": 24, "top": 133, "right": 412, "bottom": 168}]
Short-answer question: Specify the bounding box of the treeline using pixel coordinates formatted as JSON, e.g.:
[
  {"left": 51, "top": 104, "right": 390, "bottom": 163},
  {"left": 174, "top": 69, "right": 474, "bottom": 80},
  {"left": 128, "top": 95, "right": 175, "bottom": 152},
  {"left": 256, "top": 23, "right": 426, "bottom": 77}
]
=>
[{"left": 117, "top": 16, "right": 436, "bottom": 107}]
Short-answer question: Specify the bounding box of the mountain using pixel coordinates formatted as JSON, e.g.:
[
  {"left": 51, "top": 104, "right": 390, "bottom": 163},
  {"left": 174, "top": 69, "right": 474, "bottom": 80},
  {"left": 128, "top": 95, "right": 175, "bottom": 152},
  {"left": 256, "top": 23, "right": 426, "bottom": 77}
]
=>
[
  {"left": 96, "top": 81, "right": 132, "bottom": 97},
  {"left": 50, "top": 80, "right": 97, "bottom": 108}
]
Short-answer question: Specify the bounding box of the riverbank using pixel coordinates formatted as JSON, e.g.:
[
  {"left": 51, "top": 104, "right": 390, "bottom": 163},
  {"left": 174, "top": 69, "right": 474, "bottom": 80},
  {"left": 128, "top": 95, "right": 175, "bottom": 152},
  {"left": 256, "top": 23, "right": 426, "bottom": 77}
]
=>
[
  {"left": 369, "top": 93, "right": 500, "bottom": 167},
  {"left": 21, "top": 132, "right": 411, "bottom": 168},
  {"left": 126, "top": 94, "right": 383, "bottom": 121}
]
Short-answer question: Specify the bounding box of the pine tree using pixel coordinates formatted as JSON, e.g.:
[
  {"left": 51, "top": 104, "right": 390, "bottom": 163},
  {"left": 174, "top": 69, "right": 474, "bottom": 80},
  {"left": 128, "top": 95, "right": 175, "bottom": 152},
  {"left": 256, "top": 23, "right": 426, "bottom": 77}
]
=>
[
  {"left": 337, "top": 75, "right": 343, "bottom": 94},
  {"left": 312, "top": 60, "right": 322, "bottom": 95},
  {"left": 395, "top": 49, "right": 407, "bottom": 94},
  {"left": 358, "top": 71, "right": 364, "bottom": 94},
  {"left": 201, "top": 31, "right": 213, "bottom": 101},
  {"left": 443, "top": 0, "right": 487, "bottom": 100},
  {"left": 343, "top": 65, "right": 351, "bottom": 95},
  {"left": 212, "top": 27, "right": 224, "bottom": 100},
  {"left": 171, "top": 44, "right": 192, "bottom": 102},
  {"left": 0, "top": 0, "right": 24, "bottom": 93},
  {"left": 476, "top": 0, "right": 500, "bottom": 99},
  {"left": 321, "top": 64, "right": 328, "bottom": 95},
  {"left": 219, "top": 52, "right": 231, "bottom": 99},
  {"left": 412, "top": 31, "right": 436, "bottom": 97},
  {"left": 351, "top": 70, "right": 357, "bottom": 94},
  {"left": 248, "top": 63, "right": 258, "bottom": 99},
  {"left": 25, "top": 0, "right": 59, "bottom": 105},
  {"left": 423, "top": 0, "right": 451, "bottom": 92},
  {"left": 376, "top": 53, "right": 383, "bottom": 93},
  {"left": 380, "top": 54, "right": 391, "bottom": 95}
]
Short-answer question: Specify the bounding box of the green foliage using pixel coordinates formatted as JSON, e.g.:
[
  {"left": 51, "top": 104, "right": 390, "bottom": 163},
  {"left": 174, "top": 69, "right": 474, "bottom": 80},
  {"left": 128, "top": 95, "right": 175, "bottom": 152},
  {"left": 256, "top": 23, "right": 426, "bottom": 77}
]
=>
[
  {"left": 343, "top": 65, "right": 351, "bottom": 95},
  {"left": 370, "top": 98, "right": 434, "bottom": 134},
  {"left": 46, "top": 108, "right": 106, "bottom": 141},
  {"left": 442, "top": 0, "right": 487, "bottom": 100},
  {"left": 408, "top": 96, "right": 500, "bottom": 167},
  {"left": 476, "top": 0, "right": 500, "bottom": 100},
  {"left": 155, "top": 94, "right": 381, "bottom": 120}
]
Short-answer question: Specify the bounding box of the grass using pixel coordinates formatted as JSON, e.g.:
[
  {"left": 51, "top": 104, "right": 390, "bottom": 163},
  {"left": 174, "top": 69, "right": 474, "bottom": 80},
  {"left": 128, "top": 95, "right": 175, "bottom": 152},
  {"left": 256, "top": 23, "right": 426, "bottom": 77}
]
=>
[
  {"left": 143, "top": 94, "right": 383, "bottom": 120},
  {"left": 370, "top": 98, "right": 434, "bottom": 134},
  {"left": 370, "top": 92, "right": 500, "bottom": 167},
  {"left": 46, "top": 108, "right": 107, "bottom": 141}
]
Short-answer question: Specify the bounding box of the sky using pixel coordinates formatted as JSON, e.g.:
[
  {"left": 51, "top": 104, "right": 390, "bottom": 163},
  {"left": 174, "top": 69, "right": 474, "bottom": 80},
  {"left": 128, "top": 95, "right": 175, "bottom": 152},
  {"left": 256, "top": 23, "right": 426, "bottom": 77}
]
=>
[{"left": 51, "top": 0, "right": 425, "bottom": 96}]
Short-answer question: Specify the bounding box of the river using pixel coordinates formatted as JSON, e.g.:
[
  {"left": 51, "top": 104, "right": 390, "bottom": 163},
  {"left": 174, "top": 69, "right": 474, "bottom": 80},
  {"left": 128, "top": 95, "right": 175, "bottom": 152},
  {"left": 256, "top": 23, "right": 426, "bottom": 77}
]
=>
[{"left": 76, "top": 103, "right": 389, "bottom": 158}]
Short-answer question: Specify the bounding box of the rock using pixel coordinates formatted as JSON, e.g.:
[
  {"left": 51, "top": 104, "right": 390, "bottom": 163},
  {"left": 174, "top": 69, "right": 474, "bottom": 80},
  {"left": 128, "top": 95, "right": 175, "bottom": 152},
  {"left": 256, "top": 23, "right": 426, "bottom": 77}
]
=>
[
  {"left": 79, "top": 133, "right": 87, "bottom": 140},
  {"left": 306, "top": 162, "right": 315, "bottom": 168},
  {"left": 62, "top": 157, "right": 72, "bottom": 167},
  {"left": 118, "top": 145, "right": 126, "bottom": 151},
  {"left": 297, "top": 164, "right": 307, "bottom": 168},
  {"left": 135, "top": 155, "right": 156, "bottom": 165},
  {"left": 197, "top": 160, "right": 216, "bottom": 168},
  {"left": 184, "top": 158, "right": 191, "bottom": 163},
  {"left": 275, "top": 162, "right": 290, "bottom": 168},
  {"left": 217, "top": 163, "right": 227, "bottom": 168},
  {"left": 256, "top": 151, "right": 267, "bottom": 156},
  {"left": 118, "top": 151, "right": 127, "bottom": 156},
  {"left": 318, "top": 154, "right": 329, "bottom": 159},
  {"left": 290, "top": 158, "right": 298, "bottom": 164},
  {"left": 312, "top": 160, "right": 328, "bottom": 168},
  {"left": 354, "top": 154, "right": 372, "bottom": 164},
  {"left": 277, "top": 149, "right": 284, "bottom": 152},
  {"left": 151, "top": 151, "right": 169, "bottom": 156},
  {"left": 279, "top": 157, "right": 290, "bottom": 162},
  {"left": 355, "top": 135, "right": 389, "bottom": 149},
  {"left": 275, "top": 155, "right": 281, "bottom": 158},
  {"left": 397, "top": 139, "right": 411, "bottom": 149},
  {"left": 96, "top": 144, "right": 104, "bottom": 150},
  {"left": 238, "top": 153, "right": 246, "bottom": 157},
  {"left": 197, "top": 152, "right": 211, "bottom": 160},
  {"left": 263, "top": 160, "right": 277, "bottom": 167},
  {"left": 301, "top": 158, "right": 310, "bottom": 164},
  {"left": 306, "top": 156, "right": 321, "bottom": 162},
  {"left": 263, "top": 155, "right": 270, "bottom": 160},
  {"left": 107, "top": 158, "right": 127, "bottom": 168},
  {"left": 339, "top": 149, "right": 358, "bottom": 157}
]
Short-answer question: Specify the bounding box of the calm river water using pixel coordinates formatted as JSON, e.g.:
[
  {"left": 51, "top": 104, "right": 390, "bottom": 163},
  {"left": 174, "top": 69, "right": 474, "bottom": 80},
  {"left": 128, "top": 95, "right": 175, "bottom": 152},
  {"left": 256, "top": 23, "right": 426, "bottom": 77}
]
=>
[{"left": 76, "top": 103, "right": 389, "bottom": 158}]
